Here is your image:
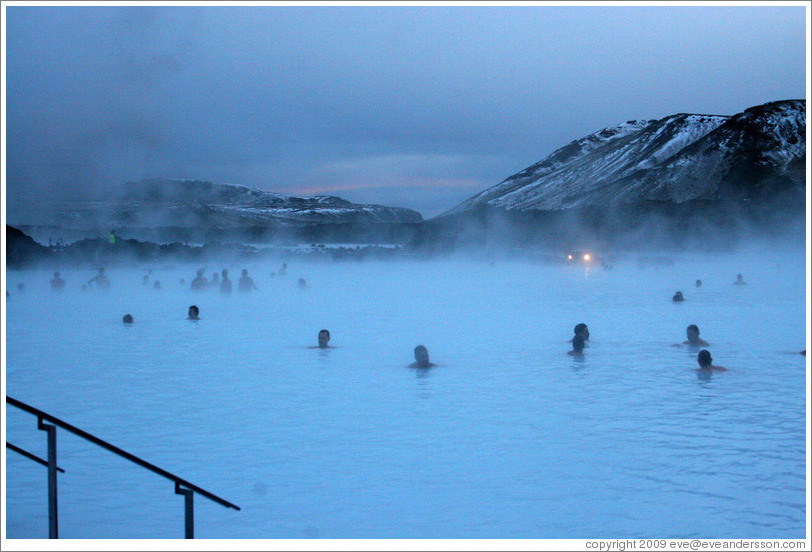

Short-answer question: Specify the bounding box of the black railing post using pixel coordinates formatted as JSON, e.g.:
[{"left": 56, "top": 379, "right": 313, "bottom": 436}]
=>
[
  {"left": 37, "top": 417, "right": 59, "bottom": 539},
  {"left": 175, "top": 483, "right": 194, "bottom": 538}
]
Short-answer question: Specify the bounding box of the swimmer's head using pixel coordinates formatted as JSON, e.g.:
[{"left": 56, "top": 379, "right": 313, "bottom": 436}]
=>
[
  {"left": 414, "top": 345, "right": 430, "bottom": 366},
  {"left": 673, "top": 291, "right": 684, "bottom": 301},
  {"left": 222, "top": 269, "right": 228, "bottom": 277},
  {"left": 695, "top": 279, "right": 702, "bottom": 287},
  {"left": 686, "top": 324, "right": 700, "bottom": 340},
  {"left": 54, "top": 271, "right": 60, "bottom": 278},
  {"left": 572, "top": 334, "right": 585, "bottom": 353},
  {"left": 318, "top": 329, "right": 330, "bottom": 347},
  {"left": 736, "top": 274, "right": 743, "bottom": 280},
  {"left": 98, "top": 268, "right": 105, "bottom": 274},
  {"left": 122, "top": 314, "right": 134, "bottom": 324},
  {"left": 188, "top": 305, "right": 200, "bottom": 319},
  {"left": 242, "top": 269, "right": 248, "bottom": 276},
  {"left": 697, "top": 349, "right": 712, "bottom": 368},
  {"left": 574, "top": 323, "right": 589, "bottom": 340},
  {"left": 197, "top": 269, "right": 204, "bottom": 277}
]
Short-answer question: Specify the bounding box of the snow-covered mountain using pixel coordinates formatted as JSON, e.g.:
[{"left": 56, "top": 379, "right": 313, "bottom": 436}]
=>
[
  {"left": 443, "top": 99, "right": 806, "bottom": 215},
  {"left": 33, "top": 179, "right": 424, "bottom": 230}
]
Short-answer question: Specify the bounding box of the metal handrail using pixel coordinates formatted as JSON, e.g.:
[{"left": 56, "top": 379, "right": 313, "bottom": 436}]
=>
[
  {"left": 6, "top": 395, "right": 240, "bottom": 538},
  {"left": 6, "top": 442, "right": 66, "bottom": 473}
]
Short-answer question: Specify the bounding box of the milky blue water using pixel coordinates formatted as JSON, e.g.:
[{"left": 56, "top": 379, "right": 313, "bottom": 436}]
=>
[{"left": 4, "top": 246, "right": 808, "bottom": 539}]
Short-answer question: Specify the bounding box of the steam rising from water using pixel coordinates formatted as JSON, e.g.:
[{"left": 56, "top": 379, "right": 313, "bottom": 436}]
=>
[{"left": 5, "top": 241, "right": 807, "bottom": 538}]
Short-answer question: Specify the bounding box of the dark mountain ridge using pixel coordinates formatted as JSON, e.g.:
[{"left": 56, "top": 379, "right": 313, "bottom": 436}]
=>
[
  {"left": 434, "top": 99, "right": 806, "bottom": 250},
  {"left": 7, "top": 100, "right": 805, "bottom": 255},
  {"left": 10, "top": 179, "right": 424, "bottom": 245}
]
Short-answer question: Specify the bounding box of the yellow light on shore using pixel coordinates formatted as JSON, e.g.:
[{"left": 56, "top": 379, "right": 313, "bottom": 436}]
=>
[
  {"left": 567, "top": 254, "right": 573, "bottom": 260},
  {"left": 583, "top": 253, "right": 591, "bottom": 261}
]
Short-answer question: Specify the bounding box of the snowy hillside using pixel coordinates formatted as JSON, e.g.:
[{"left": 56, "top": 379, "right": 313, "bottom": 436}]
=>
[
  {"left": 443, "top": 100, "right": 806, "bottom": 214},
  {"left": 32, "top": 179, "right": 424, "bottom": 231}
]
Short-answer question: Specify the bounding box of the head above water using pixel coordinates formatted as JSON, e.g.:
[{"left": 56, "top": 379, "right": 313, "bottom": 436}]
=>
[
  {"left": 122, "top": 314, "right": 134, "bottom": 324},
  {"left": 687, "top": 324, "right": 700, "bottom": 337},
  {"left": 242, "top": 269, "right": 248, "bottom": 277},
  {"left": 573, "top": 323, "right": 589, "bottom": 340},
  {"left": 697, "top": 349, "right": 712, "bottom": 368},
  {"left": 695, "top": 279, "right": 702, "bottom": 287},
  {"left": 318, "top": 329, "right": 330, "bottom": 347},
  {"left": 673, "top": 291, "right": 684, "bottom": 301},
  {"left": 188, "top": 305, "right": 200, "bottom": 319},
  {"left": 414, "top": 345, "right": 430, "bottom": 366}
]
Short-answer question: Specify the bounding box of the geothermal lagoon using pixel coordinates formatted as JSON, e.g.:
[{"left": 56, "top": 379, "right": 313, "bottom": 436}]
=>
[{"left": 4, "top": 244, "right": 808, "bottom": 539}]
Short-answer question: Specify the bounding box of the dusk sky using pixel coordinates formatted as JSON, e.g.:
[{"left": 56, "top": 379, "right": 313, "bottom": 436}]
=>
[{"left": 3, "top": 3, "right": 808, "bottom": 218}]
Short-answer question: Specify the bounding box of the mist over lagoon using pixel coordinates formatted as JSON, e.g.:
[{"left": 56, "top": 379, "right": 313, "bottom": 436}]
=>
[{"left": 5, "top": 240, "right": 807, "bottom": 539}]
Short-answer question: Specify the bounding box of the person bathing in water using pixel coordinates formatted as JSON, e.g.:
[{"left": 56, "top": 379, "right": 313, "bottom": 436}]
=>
[
  {"left": 697, "top": 349, "right": 726, "bottom": 372},
  {"left": 683, "top": 324, "right": 709, "bottom": 347},
  {"left": 238, "top": 269, "right": 257, "bottom": 292},
  {"left": 410, "top": 345, "right": 436, "bottom": 368},
  {"left": 672, "top": 291, "right": 685, "bottom": 302},
  {"left": 308, "top": 329, "right": 333, "bottom": 349},
  {"left": 220, "top": 269, "right": 232, "bottom": 294},
  {"left": 191, "top": 269, "right": 208, "bottom": 290},
  {"left": 187, "top": 305, "right": 200, "bottom": 320},
  {"left": 50, "top": 271, "right": 66, "bottom": 291},
  {"left": 88, "top": 268, "right": 110, "bottom": 290},
  {"left": 734, "top": 274, "right": 746, "bottom": 286},
  {"left": 568, "top": 334, "right": 585, "bottom": 356},
  {"left": 571, "top": 323, "right": 590, "bottom": 343}
]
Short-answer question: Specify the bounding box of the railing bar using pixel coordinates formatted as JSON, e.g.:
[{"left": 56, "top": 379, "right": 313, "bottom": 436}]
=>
[
  {"left": 7, "top": 396, "right": 240, "bottom": 511},
  {"left": 6, "top": 442, "right": 66, "bottom": 473}
]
